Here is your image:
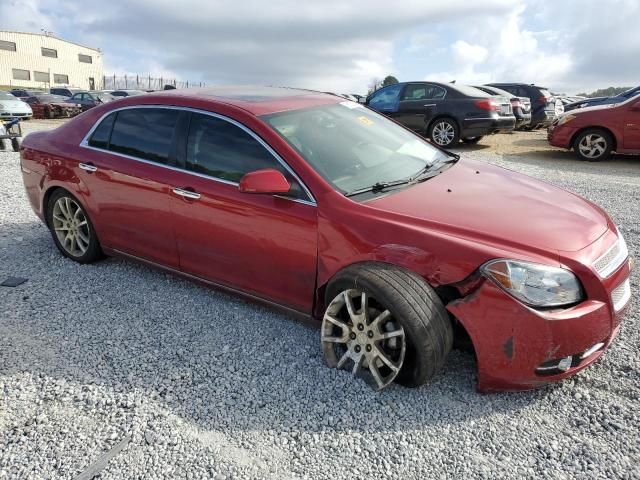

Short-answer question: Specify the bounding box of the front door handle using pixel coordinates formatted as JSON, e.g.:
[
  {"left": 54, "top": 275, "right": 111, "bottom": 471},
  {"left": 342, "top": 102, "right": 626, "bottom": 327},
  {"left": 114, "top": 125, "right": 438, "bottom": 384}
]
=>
[
  {"left": 79, "top": 162, "right": 97, "bottom": 172},
  {"left": 423, "top": 104, "right": 436, "bottom": 107},
  {"left": 172, "top": 187, "right": 201, "bottom": 200}
]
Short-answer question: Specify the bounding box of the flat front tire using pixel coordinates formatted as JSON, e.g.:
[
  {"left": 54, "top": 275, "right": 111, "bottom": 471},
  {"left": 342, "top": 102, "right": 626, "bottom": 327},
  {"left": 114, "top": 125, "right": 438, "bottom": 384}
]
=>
[
  {"left": 321, "top": 263, "right": 453, "bottom": 390},
  {"left": 46, "top": 189, "right": 103, "bottom": 264}
]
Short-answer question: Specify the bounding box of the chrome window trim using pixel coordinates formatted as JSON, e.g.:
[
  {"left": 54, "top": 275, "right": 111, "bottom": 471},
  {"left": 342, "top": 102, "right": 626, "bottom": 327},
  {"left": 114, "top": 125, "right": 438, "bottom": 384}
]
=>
[{"left": 79, "top": 104, "right": 317, "bottom": 206}]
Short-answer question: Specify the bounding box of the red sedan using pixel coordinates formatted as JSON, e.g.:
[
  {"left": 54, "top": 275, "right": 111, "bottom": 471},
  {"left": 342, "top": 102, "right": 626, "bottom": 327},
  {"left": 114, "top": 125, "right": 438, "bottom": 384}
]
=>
[
  {"left": 20, "top": 87, "right": 632, "bottom": 392},
  {"left": 548, "top": 94, "right": 640, "bottom": 161}
]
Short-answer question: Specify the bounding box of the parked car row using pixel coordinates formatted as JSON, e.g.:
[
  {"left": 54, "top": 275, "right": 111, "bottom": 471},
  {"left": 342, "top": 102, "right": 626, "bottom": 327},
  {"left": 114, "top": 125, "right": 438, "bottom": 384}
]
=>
[{"left": 362, "top": 81, "right": 562, "bottom": 147}]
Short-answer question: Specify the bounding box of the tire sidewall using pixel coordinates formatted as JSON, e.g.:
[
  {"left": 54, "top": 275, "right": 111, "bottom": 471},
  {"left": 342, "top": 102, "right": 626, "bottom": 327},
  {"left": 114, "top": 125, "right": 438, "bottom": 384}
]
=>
[
  {"left": 46, "top": 189, "right": 102, "bottom": 263},
  {"left": 429, "top": 118, "right": 460, "bottom": 148}
]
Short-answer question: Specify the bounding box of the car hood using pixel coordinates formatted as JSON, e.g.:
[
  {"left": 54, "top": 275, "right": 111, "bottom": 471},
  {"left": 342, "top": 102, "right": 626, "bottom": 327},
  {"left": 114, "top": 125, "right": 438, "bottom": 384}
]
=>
[
  {"left": 366, "top": 159, "right": 608, "bottom": 253},
  {"left": 0, "top": 99, "right": 32, "bottom": 112}
]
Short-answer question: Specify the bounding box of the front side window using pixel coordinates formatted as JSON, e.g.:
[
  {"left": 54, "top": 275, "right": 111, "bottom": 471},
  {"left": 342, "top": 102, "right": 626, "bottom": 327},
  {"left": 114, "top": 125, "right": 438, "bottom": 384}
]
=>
[
  {"left": 262, "top": 102, "right": 450, "bottom": 195},
  {"left": 368, "top": 84, "right": 403, "bottom": 111},
  {"left": 109, "top": 109, "right": 179, "bottom": 164}
]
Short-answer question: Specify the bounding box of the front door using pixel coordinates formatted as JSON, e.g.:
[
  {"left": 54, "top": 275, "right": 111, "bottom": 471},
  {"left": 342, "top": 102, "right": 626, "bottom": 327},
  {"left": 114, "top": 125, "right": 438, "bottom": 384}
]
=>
[
  {"left": 623, "top": 100, "right": 640, "bottom": 150},
  {"left": 169, "top": 112, "right": 318, "bottom": 312},
  {"left": 77, "top": 107, "right": 182, "bottom": 268}
]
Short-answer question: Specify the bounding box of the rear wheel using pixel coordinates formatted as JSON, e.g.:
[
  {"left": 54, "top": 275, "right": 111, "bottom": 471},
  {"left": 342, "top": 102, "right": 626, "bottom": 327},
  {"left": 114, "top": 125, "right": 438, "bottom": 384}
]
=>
[
  {"left": 429, "top": 118, "right": 459, "bottom": 148},
  {"left": 461, "top": 136, "right": 483, "bottom": 144},
  {"left": 321, "top": 263, "right": 453, "bottom": 390},
  {"left": 46, "top": 190, "right": 103, "bottom": 264},
  {"left": 574, "top": 129, "right": 613, "bottom": 161}
]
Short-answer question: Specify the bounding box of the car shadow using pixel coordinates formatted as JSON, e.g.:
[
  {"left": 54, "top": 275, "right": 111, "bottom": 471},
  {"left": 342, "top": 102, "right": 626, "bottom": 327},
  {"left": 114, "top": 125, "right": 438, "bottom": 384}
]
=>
[{"left": 0, "top": 219, "right": 551, "bottom": 442}]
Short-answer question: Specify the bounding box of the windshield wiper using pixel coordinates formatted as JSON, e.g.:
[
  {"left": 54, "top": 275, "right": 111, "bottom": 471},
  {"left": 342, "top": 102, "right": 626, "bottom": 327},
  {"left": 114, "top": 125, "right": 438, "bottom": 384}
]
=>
[
  {"left": 409, "top": 153, "right": 460, "bottom": 182},
  {"left": 344, "top": 179, "right": 414, "bottom": 197}
]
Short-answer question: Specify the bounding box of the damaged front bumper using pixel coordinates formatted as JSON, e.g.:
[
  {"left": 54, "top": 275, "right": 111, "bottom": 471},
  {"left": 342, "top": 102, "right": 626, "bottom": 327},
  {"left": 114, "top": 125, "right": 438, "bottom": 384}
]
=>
[{"left": 446, "top": 258, "right": 631, "bottom": 392}]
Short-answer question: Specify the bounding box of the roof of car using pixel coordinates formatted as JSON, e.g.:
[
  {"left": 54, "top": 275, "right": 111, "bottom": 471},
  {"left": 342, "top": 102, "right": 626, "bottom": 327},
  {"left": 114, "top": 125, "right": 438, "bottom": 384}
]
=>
[{"left": 140, "top": 85, "right": 342, "bottom": 115}]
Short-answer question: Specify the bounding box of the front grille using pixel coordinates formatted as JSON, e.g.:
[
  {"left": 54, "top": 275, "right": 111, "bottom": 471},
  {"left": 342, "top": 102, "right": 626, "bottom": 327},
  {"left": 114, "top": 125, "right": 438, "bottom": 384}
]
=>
[
  {"left": 612, "top": 278, "right": 631, "bottom": 312},
  {"left": 593, "top": 235, "right": 628, "bottom": 278}
]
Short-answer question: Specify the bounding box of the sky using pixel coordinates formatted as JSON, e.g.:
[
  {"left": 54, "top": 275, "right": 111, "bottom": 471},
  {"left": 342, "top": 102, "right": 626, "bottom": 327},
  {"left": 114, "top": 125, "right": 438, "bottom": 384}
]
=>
[{"left": 2, "top": 0, "right": 638, "bottom": 95}]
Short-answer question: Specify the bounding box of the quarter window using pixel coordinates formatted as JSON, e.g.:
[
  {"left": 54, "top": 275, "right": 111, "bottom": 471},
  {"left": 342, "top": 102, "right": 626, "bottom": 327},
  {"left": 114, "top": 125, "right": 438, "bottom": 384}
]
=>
[
  {"left": 368, "top": 84, "right": 403, "bottom": 111},
  {"left": 109, "top": 109, "right": 179, "bottom": 164},
  {"left": 41, "top": 47, "right": 58, "bottom": 58},
  {"left": 12, "top": 69, "right": 30, "bottom": 81},
  {"left": 186, "top": 113, "right": 307, "bottom": 199},
  {"left": 88, "top": 113, "right": 116, "bottom": 149}
]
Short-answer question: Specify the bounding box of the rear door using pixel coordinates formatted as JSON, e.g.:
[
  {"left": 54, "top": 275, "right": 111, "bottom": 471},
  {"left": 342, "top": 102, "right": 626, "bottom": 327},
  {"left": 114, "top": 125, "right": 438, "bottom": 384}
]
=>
[
  {"left": 78, "top": 107, "right": 182, "bottom": 267},
  {"left": 623, "top": 99, "right": 640, "bottom": 150},
  {"left": 168, "top": 111, "right": 318, "bottom": 312}
]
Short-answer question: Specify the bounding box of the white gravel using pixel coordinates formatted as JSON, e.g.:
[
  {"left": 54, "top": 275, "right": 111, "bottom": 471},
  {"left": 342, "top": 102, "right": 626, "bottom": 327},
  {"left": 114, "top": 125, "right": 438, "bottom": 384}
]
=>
[{"left": 0, "top": 122, "right": 638, "bottom": 479}]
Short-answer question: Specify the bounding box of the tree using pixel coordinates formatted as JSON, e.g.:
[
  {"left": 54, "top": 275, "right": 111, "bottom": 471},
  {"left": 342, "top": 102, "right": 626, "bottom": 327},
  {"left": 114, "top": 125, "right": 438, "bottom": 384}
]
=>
[
  {"left": 576, "top": 86, "right": 631, "bottom": 98},
  {"left": 382, "top": 75, "right": 399, "bottom": 86}
]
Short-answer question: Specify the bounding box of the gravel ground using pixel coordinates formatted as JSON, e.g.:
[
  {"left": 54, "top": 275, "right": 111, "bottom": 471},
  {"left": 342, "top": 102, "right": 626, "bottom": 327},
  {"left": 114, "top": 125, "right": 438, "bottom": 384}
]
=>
[{"left": 0, "top": 121, "right": 639, "bottom": 479}]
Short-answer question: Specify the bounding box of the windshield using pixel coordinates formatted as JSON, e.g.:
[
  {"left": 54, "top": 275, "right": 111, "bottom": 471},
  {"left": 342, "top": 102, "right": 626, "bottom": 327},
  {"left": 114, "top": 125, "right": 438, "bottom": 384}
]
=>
[
  {"left": 262, "top": 102, "right": 449, "bottom": 194},
  {"left": 0, "top": 91, "right": 17, "bottom": 100}
]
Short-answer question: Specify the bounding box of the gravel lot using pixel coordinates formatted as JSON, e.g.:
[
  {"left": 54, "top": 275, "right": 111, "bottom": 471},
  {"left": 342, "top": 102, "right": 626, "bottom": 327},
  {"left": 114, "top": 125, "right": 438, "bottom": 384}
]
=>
[{"left": 1, "top": 121, "right": 639, "bottom": 479}]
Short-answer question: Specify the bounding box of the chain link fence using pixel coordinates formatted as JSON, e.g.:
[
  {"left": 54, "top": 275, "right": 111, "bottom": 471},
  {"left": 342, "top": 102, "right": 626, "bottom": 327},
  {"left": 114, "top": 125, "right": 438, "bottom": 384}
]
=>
[{"left": 102, "top": 75, "right": 205, "bottom": 91}]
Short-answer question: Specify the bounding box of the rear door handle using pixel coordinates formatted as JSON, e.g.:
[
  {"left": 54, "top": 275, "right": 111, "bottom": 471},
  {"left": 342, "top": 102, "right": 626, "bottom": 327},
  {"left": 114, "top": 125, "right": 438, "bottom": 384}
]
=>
[
  {"left": 172, "top": 187, "right": 201, "bottom": 200},
  {"left": 423, "top": 104, "right": 436, "bottom": 107},
  {"left": 79, "top": 162, "right": 97, "bottom": 172}
]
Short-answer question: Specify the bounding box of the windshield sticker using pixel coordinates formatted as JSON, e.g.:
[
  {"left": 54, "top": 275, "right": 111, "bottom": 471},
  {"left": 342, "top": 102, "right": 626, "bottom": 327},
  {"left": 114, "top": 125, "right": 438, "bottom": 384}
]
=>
[
  {"left": 357, "top": 116, "right": 374, "bottom": 126},
  {"left": 339, "top": 101, "right": 363, "bottom": 109}
]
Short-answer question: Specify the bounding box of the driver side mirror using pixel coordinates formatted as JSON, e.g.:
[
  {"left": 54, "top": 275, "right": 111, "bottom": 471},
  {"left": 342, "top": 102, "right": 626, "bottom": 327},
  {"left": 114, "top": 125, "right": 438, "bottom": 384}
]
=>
[{"left": 238, "top": 168, "right": 291, "bottom": 194}]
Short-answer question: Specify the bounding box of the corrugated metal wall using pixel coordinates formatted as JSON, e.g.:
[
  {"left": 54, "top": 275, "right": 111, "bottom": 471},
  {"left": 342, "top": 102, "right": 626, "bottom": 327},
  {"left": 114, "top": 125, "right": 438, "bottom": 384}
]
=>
[{"left": 0, "top": 31, "right": 104, "bottom": 90}]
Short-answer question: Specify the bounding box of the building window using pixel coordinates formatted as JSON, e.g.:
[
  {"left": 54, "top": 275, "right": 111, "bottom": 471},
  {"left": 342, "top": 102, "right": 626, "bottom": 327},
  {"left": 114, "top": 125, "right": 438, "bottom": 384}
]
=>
[
  {"left": 12, "top": 69, "right": 30, "bottom": 81},
  {"left": 0, "top": 40, "right": 16, "bottom": 52},
  {"left": 41, "top": 47, "right": 58, "bottom": 58},
  {"left": 53, "top": 74, "right": 69, "bottom": 84},
  {"left": 78, "top": 54, "right": 92, "bottom": 64},
  {"left": 34, "top": 71, "right": 50, "bottom": 83}
]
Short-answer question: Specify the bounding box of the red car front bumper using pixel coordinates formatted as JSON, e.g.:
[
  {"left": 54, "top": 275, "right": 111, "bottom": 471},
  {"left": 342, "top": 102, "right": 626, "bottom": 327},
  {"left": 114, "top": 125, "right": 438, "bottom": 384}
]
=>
[
  {"left": 547, "top": 123, "right": 577, "bottom": 149},
  {"left": 447, "top": 258, "right": 631, "bottom": 392}
]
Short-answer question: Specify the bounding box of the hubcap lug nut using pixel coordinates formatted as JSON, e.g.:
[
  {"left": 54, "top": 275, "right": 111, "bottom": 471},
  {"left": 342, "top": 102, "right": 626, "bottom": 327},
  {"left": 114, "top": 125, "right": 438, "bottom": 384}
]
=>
[
  {"left": 357, "top": 324, "right": 364, "bottom": 331},
  {"left": 349, "top": 332, "right": 356, "bottom": 340},
  {"left": 354, "top": 345, "right": 361, "bottom": 353},
  {"left": 367, "top": 331, "right": 374, "bottom": 338},
  {"left": 366, "top": 345, "right": 372, "bottom": 352}
]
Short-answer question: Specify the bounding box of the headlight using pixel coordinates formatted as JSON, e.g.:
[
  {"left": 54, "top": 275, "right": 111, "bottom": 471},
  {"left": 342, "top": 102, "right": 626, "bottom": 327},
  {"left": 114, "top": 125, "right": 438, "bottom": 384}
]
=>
[
  {"left": 481, "top": 259, "right": 584, "bottom": 307},
  {"left": 557, "top": 114, "right": 576, "bottom": 126}
]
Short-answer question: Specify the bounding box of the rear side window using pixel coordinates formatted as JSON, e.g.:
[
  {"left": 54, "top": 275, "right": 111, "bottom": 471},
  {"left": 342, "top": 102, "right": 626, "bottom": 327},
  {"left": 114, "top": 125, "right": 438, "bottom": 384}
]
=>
[
  {"left": 88, "top": 113, "right": 116, "bottom": 149},
  {"left": 186, "top": 113, "right": 307, "bottom": 199},
  {"left": 109, "top": 109, "right": 179, "bottom": 164}
]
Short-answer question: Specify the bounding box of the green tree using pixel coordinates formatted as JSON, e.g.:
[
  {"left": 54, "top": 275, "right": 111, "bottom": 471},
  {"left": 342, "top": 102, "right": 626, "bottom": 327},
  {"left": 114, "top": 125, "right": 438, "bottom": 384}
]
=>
[
  {"left": 382, "top": 75, "right": 399, "bottom": 86},
  {"left": 576, "top": 86, "right": 632, "bottom": 98}
]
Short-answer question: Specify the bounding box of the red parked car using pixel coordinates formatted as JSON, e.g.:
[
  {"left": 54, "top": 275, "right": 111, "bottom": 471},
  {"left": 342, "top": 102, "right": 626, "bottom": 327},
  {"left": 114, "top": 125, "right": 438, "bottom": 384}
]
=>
[
  {"left": 548, "top": 94, "right": 640, "bottom": 161},
  {"left": 20, "top": 87, "right": 632, "bottom": 392}
]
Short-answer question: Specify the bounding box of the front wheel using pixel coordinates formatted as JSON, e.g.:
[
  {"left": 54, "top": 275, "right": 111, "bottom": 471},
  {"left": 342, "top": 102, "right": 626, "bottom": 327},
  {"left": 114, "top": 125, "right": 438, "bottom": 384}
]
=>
[
  {"left": 461, "top": 136, "right": 483, "bottom": 144},
  {"left": 574, "top": 129, "right": 613, "bottom": 161},
  {"left": 429, "top": 118, "right": 459, "bottom": 147},
  {"left": 46, "top": 190, "right": 103, "bottom": 263},
  {"left": 321, "top": 263, "right": 453, "bottom": 390}
]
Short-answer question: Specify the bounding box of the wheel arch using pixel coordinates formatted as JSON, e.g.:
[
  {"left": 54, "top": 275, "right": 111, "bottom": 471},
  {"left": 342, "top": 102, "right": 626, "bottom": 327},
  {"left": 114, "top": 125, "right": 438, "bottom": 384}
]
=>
[
  {"left": 426, "top": 114, "right": 460, "bottom": 135},
  {"left": 570, "top": 125, "right": 618, "bottom": 152}
]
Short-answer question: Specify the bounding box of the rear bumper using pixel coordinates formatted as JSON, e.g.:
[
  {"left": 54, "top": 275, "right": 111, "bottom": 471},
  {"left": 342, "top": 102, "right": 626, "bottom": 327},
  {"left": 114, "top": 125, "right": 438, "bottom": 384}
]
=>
[
  {"left": 446, "top": 256, "right": 632, "bottom": 392},
  {"left": 461, "top": 116, "right": 516, "bottom": 137},
  {"left": 531, "top": 110, "right": 556, "bottom": 127},
  {"left": 514, "top": 111, "right": 532, "bottom": 128}
]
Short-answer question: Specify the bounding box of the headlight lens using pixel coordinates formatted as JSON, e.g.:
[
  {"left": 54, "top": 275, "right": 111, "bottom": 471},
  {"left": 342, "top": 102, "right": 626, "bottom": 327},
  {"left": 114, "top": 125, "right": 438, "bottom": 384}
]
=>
[
  {"left": 557, "top": 114, "right": 576, "bottom": 126},
  {"left": 481, "top": 260, "right": 584, "bottom": 307}
]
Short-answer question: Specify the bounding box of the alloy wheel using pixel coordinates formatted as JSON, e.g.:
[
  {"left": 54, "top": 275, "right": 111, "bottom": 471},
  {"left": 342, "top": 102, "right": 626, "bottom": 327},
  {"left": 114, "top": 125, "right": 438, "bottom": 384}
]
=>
[
  {"left": 578, "top": 134, "right": 607, "bottom": 159},
  {"left": 432, "top": 122, "right": 455, "bottom": 146},
  {"left": 51, "top": 197, "right": 91, "bottom": 257},
  {"left": 321, "top": 289, "right": 406, "bottom": 390}
]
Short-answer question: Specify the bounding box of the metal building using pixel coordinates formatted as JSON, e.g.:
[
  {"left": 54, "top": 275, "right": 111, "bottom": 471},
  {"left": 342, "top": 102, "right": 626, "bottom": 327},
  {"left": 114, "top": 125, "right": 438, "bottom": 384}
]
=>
[{"left": 0, "top": 31, "right": 103, "bottom": 90}]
